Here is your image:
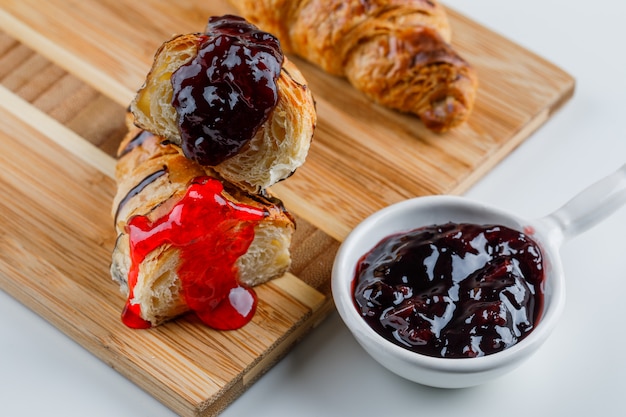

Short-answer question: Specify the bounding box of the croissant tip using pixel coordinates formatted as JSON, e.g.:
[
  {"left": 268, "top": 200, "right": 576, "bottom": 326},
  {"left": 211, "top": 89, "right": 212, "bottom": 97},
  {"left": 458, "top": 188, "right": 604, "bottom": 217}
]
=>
[{"left": 419, "top": 92, "right": 475, "bottom": 132}]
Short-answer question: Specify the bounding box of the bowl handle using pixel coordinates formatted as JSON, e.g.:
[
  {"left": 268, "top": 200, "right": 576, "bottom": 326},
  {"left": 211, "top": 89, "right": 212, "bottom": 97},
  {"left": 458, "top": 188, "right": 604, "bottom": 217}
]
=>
[{"left": 540, "top": 163, "right": 626, "bottom": 244}]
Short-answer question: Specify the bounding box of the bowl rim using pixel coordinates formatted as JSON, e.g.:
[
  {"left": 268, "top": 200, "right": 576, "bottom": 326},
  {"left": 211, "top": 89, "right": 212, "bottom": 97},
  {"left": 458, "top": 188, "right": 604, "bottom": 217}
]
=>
[{"left": 331, "top": 195, "right": 567, "bottom": 375}]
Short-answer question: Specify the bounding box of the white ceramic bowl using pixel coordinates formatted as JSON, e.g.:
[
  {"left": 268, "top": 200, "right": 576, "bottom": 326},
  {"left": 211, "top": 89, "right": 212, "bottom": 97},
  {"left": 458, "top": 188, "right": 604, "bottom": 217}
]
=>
[{"left": 331, "top": 164, "right": 626, "bottom": 388}]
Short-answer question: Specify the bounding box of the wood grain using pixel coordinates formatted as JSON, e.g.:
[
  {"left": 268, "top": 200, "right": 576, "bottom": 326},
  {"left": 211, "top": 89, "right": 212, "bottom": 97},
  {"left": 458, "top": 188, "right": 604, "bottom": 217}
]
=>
[
  {"left": 0, "top": 98, "right": 337, "bottom": 416},
  {"left": 0, "top": 31, "right": 338, "bottom": 417},
  {"left": 0, "top": 1, "right": 574, "bottom": 416},
  {"left": 0, "top": 0, "right": 575, "bottom": 241}
]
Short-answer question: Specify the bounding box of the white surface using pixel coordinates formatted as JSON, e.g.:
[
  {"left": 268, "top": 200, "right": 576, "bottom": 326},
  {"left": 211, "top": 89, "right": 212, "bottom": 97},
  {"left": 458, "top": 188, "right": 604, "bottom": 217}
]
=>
[{"left": 2, "top": 1, "right": 626, "bottom": 415}]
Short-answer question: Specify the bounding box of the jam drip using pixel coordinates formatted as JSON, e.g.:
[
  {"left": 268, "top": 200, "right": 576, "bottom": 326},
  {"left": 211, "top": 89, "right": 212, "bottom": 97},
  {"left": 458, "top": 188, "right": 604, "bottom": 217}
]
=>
[
  {"left": 353, "top": 223, "right": 545, "bottom": 358},
  {"left": 122, "top": 176, "right": 267, "bottom": 330},
  {"left": 171, "top": 15, "right": 284, "bottom": 166}
]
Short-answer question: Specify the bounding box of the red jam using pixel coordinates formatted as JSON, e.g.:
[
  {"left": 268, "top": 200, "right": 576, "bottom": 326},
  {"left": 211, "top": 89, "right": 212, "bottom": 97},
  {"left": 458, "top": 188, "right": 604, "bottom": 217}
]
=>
[
  {"left": 122, "top": 176, "right": 267, "bottom": 330},
  {"left": 171, "top": 15, "right": 284, "bottom": 166},
  {"left": 353, "top": 223, "right": 545, "bottom": 358}
]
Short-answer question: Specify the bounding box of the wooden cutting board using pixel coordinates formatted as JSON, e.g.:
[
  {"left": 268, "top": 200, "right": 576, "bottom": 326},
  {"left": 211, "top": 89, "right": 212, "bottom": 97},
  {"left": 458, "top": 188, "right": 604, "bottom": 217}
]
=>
[{"left": 0, "top": 1, "right": 574, "bottom": 416}]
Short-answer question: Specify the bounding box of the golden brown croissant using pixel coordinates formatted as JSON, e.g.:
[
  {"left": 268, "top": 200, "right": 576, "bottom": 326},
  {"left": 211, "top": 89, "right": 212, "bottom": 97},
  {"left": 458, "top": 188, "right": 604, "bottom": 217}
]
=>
[
  {"left": 111, "top": 118, "right": 295, "bottom": 328},
  {"left": 111, "top": 16, "right": 317, "bottom": 329},
  {"left": 227, "top": 0, "right": 478, "bottom": 132},
  {"left": 131, "top": 16, "right": 316, "bottom": 193}
]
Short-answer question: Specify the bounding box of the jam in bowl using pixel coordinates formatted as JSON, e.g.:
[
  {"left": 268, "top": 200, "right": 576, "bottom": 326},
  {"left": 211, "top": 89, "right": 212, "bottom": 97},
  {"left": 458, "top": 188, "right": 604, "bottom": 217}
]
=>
[
  {"left": 352, "top": 222, "right": 545, "bottom": 360},
  {"left": 332, "top": 164, "right": 626, "bottom": 388},
  {"left": 332, "top": 196, "right": 564, "bottom": 388}
]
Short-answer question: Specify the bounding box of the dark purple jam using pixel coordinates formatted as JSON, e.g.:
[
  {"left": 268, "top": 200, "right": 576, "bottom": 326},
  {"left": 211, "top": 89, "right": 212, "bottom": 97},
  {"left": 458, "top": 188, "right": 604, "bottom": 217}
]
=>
[
  {"left": 353, "top": 223, "right": 545, "bottom": 358},
  {"left": 171, "top": 15, "right": 284, "bottom": 166}
]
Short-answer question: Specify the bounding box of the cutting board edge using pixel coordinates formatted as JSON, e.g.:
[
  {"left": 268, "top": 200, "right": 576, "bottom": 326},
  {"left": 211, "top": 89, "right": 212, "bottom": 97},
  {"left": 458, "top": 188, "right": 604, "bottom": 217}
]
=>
[
  {"left": 450, "top": 77, "right": 575, "bottom": 196},
  {"left": 202, "top": 298, "right": 335, "bottom": 417},
  {"left": 0, "top": 269, "right": 335, "bottom": 417}
]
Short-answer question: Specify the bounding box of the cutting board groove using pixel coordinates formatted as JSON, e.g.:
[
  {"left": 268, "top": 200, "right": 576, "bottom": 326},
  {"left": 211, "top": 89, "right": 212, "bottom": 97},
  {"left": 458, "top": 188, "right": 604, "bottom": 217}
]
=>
[{"left": 0, "top": 2, "right": 574, "bottom": 416}]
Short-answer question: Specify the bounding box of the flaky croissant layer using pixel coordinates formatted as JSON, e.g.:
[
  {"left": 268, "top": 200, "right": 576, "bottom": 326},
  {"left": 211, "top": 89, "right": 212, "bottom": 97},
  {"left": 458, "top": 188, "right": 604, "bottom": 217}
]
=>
[{"left": 111, "top": 122, "right": 295, "bottom": 328}]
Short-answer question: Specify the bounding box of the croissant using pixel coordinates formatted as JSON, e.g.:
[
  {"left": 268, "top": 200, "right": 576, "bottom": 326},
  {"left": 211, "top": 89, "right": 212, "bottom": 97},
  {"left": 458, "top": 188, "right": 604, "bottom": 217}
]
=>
[
  {"left": 110, "top": 117, "right": 295, "bottom": 329},
  {"left": 112, "top": 15, "right": 317, "bottom": 329},
  {"left": 131, "top": 15, "right": 316, "bottom": 193},
  {"left": 227, "top": 0, "right": 478, "bottom": 132}
]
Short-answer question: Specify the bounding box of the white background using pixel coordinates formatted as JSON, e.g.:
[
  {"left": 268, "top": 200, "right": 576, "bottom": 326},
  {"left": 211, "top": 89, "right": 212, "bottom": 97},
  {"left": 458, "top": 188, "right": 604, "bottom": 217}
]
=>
[{"left": 2, "top": 1, "right": 626, "bottom": 415}]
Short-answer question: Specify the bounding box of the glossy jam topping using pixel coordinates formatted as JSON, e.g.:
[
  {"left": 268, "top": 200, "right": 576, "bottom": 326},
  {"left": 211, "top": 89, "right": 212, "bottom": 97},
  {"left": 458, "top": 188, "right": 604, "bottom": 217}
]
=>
[
  {"left": 171, "top": 15, "right": 284, "bottom": 166},
  {"left": 353, "top": 222, "right": 545, "bottom": 358},
  {"left": 122, "top": 176, "right": 267, "bottom": 329}
]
